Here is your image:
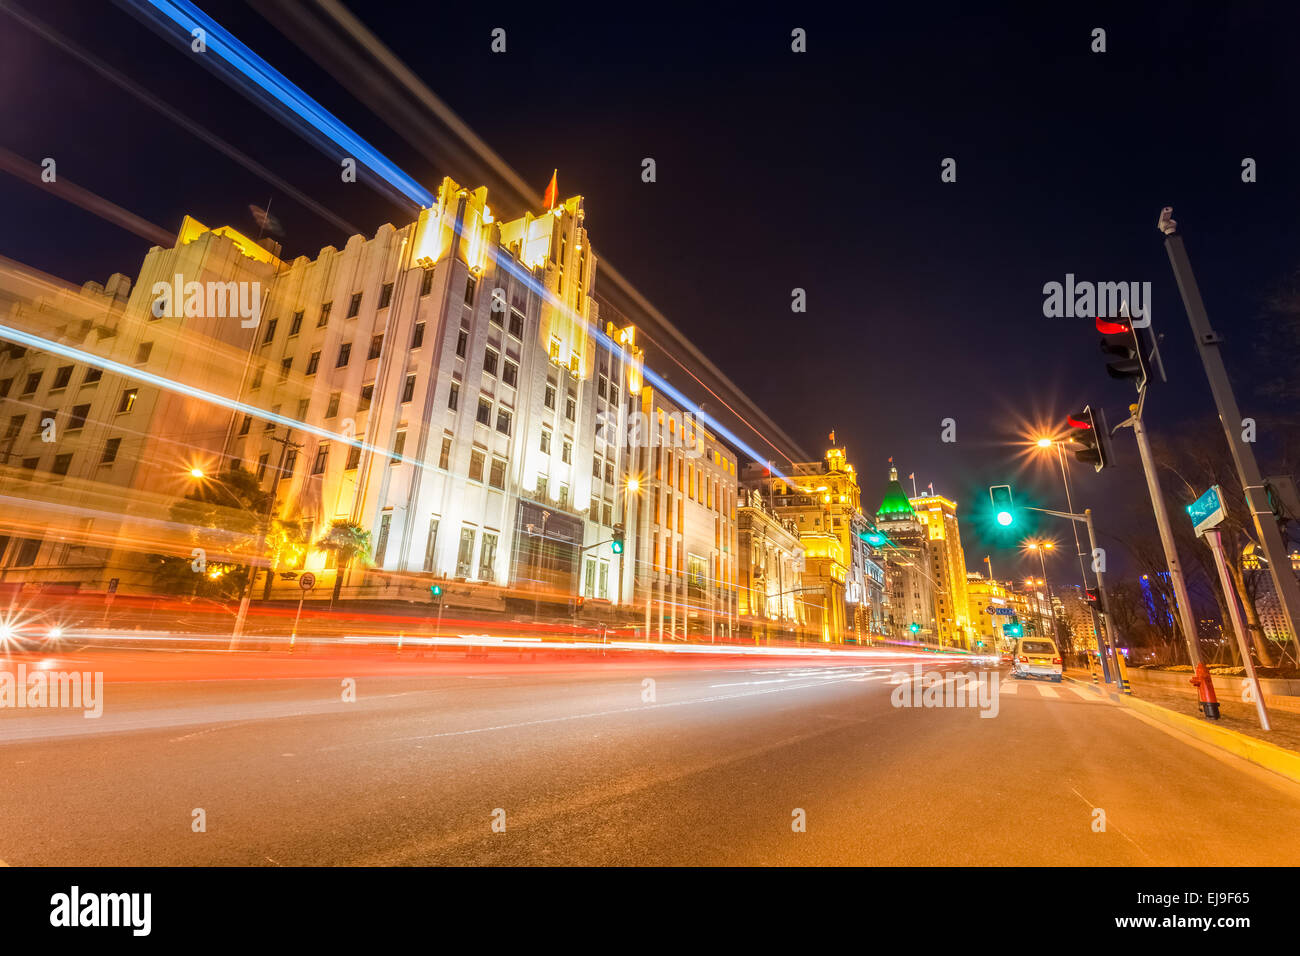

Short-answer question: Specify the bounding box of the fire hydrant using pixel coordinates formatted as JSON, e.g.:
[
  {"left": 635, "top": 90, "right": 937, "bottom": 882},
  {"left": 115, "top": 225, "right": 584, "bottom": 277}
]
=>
[{"left": 1190, "top": 662, "right": 1220, "bottom": 720}]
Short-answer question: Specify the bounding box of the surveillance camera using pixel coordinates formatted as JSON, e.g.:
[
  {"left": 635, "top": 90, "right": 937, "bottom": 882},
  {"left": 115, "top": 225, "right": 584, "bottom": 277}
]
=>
[{"left": 1157, "top": 206, "right": 1177, "bottom": 236}]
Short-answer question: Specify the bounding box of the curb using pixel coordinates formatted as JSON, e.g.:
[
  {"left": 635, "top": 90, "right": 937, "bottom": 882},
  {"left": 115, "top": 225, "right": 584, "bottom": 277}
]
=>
[{"left": 1065, "top": 674, "right": 1300, "bottom": 785}]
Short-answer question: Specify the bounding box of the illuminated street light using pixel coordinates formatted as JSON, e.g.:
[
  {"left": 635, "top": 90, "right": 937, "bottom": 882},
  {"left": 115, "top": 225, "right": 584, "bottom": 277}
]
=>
[
  {"left": 626, "top": 478, "right": 640, "bottom": 493},
  {"left": 190, "top": 467, "right": 205, "bottom": 479},
  {"left": 1036, "top": 437, "right": 1053, "bottom": 448}
]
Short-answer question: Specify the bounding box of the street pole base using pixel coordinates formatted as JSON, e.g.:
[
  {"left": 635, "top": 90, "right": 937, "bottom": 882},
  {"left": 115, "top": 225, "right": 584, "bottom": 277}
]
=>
[{"left": 1202, "top": 702, "right": 1221, "bottom": 720}]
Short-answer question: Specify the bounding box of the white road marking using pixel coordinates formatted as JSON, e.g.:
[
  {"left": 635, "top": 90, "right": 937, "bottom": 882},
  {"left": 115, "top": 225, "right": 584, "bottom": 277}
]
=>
[
  {"left": 1038, "top": 685, "right": 1060, "bottom": 698},
  {"left": 999, "top": 682, "right": 1019, "bottom": 695}
]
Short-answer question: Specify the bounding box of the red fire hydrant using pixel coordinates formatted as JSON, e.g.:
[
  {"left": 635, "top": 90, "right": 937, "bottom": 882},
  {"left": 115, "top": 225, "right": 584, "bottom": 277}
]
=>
[{"left": 1190, "top": 662, "right": 1220, "bottom": 720}]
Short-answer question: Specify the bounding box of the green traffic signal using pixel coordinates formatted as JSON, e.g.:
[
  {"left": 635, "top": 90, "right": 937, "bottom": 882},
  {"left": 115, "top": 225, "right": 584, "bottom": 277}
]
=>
[
  {"left": 989, "top": 484, "right": 1015, "bottom": 526},
  {"left": 909, "top": 622, "right": 920, "bottom": 634},
  {"left": 611, "top": 525, "right": 625, "bottom": 554},
  {"left": 430, "top": 584, "right": 443, "bottom": 597}
]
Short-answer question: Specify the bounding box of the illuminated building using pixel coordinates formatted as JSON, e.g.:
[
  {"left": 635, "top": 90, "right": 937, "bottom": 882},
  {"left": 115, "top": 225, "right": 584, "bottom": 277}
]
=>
[
  {"left": 628, "top": 381, "right": 739, "bottom": 639},
  {"left": 966, "top": 572, "right": 1013, "bottom": 650},
  {"left": 736, "top": 485, "right": 806, "bottom": 640},
  {"left": 0, "top": 220, "right": 278, "bottom": 591},
  {"left": 908, "top": 491, "right": 972, "bottom": 649},
  {"left": 1055, "top": 584, "right": 1100, "bottom": 651},
  {"left": 1243, "top": 544, "right": 1300, "bottom": 646},
  {"left": 873, "top": 465, "right": 935, "bottom": 640}
]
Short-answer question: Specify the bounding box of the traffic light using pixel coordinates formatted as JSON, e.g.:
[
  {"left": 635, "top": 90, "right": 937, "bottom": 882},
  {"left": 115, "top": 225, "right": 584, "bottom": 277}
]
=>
[
  {"left": 430, "top": 583, "right": 443, "bottom": 603},
  {"left": 1066, "top": 405, "right": 1110, "bottom": 473},
  {"left": 1084, "top": 586, "right": 1105, "bottom": 612},
  {"left": 1003, "top": 620, "right": 1023, "bottom": 638},
  {"left": 1097, "top": 316, "right": 1149, "bottom": 391},
  {"left": 989, "top": 484, "right": 1015, "bottom": 526},
  {"left": 611, "top": 525, "right": 625, "bottom": 554},
  {"left": 909, "top": 622, "right": 921, "bottom": 634}
]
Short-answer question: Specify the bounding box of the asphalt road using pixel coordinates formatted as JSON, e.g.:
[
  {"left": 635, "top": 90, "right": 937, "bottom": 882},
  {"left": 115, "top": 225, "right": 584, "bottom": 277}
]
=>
[{"left": 3, "top": 650, "right": 1299, "bottom": 865}]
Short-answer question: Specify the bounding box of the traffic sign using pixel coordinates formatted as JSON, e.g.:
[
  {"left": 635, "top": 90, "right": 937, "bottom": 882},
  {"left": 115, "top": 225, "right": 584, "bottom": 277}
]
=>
[
  {"left": 299, "top": 572, "right": 316, "bottom": 590},
  {"left": 987, "top": 606, "right": 1014, "bottom": 616},
  {"left": 1186, "top": 485, "right": 1226, "bottom": 537}
]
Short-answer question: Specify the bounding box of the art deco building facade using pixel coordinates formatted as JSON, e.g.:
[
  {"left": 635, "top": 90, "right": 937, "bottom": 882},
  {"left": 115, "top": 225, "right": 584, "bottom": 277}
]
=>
[
  {"left": 908, "top": 492, "right": 971, "bottom": 649},
  {"left": 965, "top": 572, "right": 1012, "bottom": 650},
  {"left": 736, "top": 485, "right": 805, "bottom": 640},
  {"left": 874, "top": 466, "right": 935, "bottom": 639}
]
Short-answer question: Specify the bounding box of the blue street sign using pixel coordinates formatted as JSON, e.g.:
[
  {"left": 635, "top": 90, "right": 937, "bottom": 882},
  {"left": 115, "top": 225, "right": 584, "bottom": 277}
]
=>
[{"left": 1186, "top": 485, "right": 1226, "bottom": 537}]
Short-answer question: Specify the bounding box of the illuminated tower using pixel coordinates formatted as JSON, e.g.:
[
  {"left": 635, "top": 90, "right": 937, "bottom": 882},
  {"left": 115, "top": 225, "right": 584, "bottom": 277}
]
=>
[
  {"left": 875, "top": 465, "right": 936, "bottom": 639},
  {"left": 908, "top": 491, "right": 971, "bottom": 649}
]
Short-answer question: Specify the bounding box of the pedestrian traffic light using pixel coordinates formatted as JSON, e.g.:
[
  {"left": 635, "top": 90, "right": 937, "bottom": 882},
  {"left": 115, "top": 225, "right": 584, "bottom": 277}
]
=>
[
  {"left": 1066, "top": 405, "right": 1110, "bottom": 473},
  {"left": 611, "top": 525, "right": 625, "bottom": 554},
  {"left": 989, "top": 484, "right": 1015, "bottom": 526},
  {"left": 1097, "top": 316, "right": 1149, "bottom": 391},
  {"left": 430, "top": 583, "right": 443, "bottom": 603}
]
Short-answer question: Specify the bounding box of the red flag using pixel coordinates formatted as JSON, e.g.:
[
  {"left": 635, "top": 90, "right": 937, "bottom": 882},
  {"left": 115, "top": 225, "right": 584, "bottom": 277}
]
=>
[
  {"left": 542, "top": 169, "right": 558, "bottom": 210},
  {"left": 828, "top": 430, "right": 836, "bottom": 443}
]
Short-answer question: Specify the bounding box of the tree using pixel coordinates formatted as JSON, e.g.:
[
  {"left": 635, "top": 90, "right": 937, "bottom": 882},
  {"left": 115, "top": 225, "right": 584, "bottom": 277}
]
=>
[
  {"left": 151, "top": 468, "right": 272, "bottom": 601},
  {"left": 315, "top": 520, "right": 372, "bottom": 606}
]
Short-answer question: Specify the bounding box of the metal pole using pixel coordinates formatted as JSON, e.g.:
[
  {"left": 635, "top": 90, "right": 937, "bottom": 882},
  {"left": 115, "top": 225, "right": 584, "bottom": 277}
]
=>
[
  {"left": 288, "top": 591, "right": 305, "bottom": 652},
  {"left": 1126, "top": 404, "right": 1204, "bottom": 667},
  {"left": 1084, "top": 508, "right": 1122, "bottom": 685},
  {"left": 1205, "top": 529, "right": 1271, "bottom": 730},
  {"left": 1162, "top": 213, "right": 1300, "bottom": 658}
]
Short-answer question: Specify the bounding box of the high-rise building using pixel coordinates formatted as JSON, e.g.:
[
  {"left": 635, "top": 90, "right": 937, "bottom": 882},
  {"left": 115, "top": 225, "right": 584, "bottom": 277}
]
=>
[
  {"left": 874, "top": 465, "right": 935, "bottom": 640},
  {"left": 908, "top": 491, "right": 971, "bottom": 649},
  {"left": 1243, "top": 543, "right": 1299, "bottom": 646}
]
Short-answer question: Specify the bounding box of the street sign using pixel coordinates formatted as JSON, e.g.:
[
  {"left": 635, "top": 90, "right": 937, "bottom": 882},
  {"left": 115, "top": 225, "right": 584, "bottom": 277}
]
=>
[
  {"left": 299, "top": 572, "right": 316, "bottom": 590},
  {"left": 987, "top": 606, "right": 1014, "bottom": 616},
  {"left": 1186, "top": 485, "right": 1226, "bottom": 537}
]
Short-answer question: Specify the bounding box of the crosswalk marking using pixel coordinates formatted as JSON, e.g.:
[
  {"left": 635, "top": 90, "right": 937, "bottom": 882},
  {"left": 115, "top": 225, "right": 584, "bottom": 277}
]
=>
[
  {"left": 1037, "top": 684, "right": 1060, "bottom": 698},
  {"left": 999, "top": 681, "right": 1019, "bottom": 695},
  {"left": 1069, "top": 685, "right": 1100, "bottom": 701},
  {"left": 997, "top": 680, "right": 1101, "bottom": 702}
]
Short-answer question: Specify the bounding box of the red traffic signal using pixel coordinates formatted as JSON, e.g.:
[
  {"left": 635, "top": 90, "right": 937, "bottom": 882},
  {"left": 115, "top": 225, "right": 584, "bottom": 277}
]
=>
[
  {"left": 1096, "top": 316, "right": 1149, "bottom": 390},
  {"left": 1084, "top": 586, "right": 1104, "bottom": 611},
  {"left": 1067, "top": 405, "right": 1110, "bottom": 473}
]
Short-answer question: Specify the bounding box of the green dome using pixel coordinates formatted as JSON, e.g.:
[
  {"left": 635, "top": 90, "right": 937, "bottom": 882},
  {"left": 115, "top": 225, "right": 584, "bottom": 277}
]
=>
[{"left": 876, "top": 466, "right": 915, "bottom": 519}]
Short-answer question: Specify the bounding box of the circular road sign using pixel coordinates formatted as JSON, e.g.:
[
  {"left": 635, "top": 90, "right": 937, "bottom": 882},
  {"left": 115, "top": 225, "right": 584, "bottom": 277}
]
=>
[{"left": 299, "top": 572, "right": 316, "bottom": 590}]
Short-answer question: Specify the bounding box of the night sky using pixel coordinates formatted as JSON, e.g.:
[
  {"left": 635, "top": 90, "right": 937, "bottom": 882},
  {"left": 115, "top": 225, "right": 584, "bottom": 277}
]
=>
[{"left": 2, "top": 0, "right": 1298, "bottom": 582}]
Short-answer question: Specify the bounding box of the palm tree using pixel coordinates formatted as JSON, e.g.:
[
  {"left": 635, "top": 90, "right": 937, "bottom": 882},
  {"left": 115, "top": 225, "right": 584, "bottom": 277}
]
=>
[{"left": 315, "top": 520, "right": 373, "bottom": 607}]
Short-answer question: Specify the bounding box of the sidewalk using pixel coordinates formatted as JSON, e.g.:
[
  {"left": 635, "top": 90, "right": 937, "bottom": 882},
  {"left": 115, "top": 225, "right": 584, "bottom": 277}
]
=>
[{"left": 1065, "top": 668, "right": 1300, "bottom": 755}]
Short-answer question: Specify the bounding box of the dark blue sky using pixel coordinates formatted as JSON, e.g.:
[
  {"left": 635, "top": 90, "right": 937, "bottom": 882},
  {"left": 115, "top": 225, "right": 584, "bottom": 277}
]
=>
[{"left": 1, "top": 0, "right": 1297, "bottom": 581}]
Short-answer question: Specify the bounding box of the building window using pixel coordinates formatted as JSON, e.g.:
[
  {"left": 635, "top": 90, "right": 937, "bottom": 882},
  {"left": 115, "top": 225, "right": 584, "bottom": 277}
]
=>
[
  {"left": 558, "top": 484, "right": 568, "bottom": 507},
  {"left": 368, "top": 334, "right": 384, "bottom": 360},
  {"left": 251, "top": 366, "right": 264, "bottom": 390},
  {"left": 592, "top": 458, "right": 602, "bottom": 479},
  {"left": 540, "top": 429, "right": 552, "bottom": 454},
  {"left": 502, "top": 360, "right": 518, "bottom": 388},
  {"left": 100, "top": 438, "right": 120, "bottom": 465},
  {"left": 483, "top": 348, "right": 499, "bottom": 376},
  {"left": 469, "top": 449, "right": 485, "bottom": 482},
  {"left": 374, "top": 512, "right": 392, "bottom": 565},
  {"left": 603, "top": 503, "right": 613, "bottom": 526},
  {"left": 359, "top": 383, "right": 374, "bottom": 412},
  {"left": 464, "top": 275, "right": 477, "bottom": 306},
  {"left": 256, "top": 453, "right": 269, "bottom": 481},
  {"left": 238, "top": 415, "right": 252, "bottom": 436},
  {"left": 318, "top": 302, "right": 332, "bottom": 326},
  {"left": 22, "top": 371, "right": 41, "bottom": 394},
  {"left": 456, "top": 329, "right": 468, "bottom": 358},
  {"left": 51, "top": 453, "right": 72, "bottom": 476},
  {"left": 536, "top": 475, "right": 549, "bottom": 499},
  {"left": 562, "top": 440, "right": 572, "bottom": 464},
  {"left": 391, "top": 429, "right": 406, "bottom": 462},
  {"left": 346, "top": 444, "right": 362, "bottom": 470},
  {"left": 117, "top": 388, "right": 138, "bottom": 413},
  {"left": 609, "top": 384, "right": 619, "bottom": 405},
  {"left": 279, "top": 357, "right": 292, "bottom": 380},
  {"left": 448, "top": 382, "right": 459, "bottom": 411},
  {"left": 488, "top": 457, "right": 506, "bottom": 489},
  {"left": 336, "top": 342, "right": 352, "bottom": 367},
  {"left": 476, "top": 398, "right": 491, "bottom": 426},
  {"left": 67, "top": 405, "right": 89, "bottom": 431},
  {"left": 420, "top": 269, "right": 433, "bottom": 296},
  {"left": 284, "top": 449, "right": 297, "bottom": 474},
  {"left": 598, "top": 376, "right": 608, "bottom": 399},
  {"left": 479, "top": 532, "right": 498, "bottom": 580},
  {"left": 83, "top": 368, "right": 102, "bottom": 386},
  {"left": 262, "top": 318, "right": 278, "bottom": 345},
  {"left": 289, "top": 310, "right": 304, "bottom": 336},
  {"left": 565, "top": 397, "right": 576, "bottom": 421},
  {"left": 423, "top": 518, "right": 439, "bottom": 572},
  {"left": 326, "top": 393, "right": 340, "bottom": 418},
  {"left": 14, "top": 538, "right": 41, "bottom": 566},
  {"left": 402, "top": 374, "right": 416, "bottom": 403},
  {"left": 508, "top": 309, "right": 523, "bottom": 338},
  {"left": 411, "top": 322, "right": 425, "bottom": 349},
  {"left": 495, "top": 409, "right": 511, "bottom": 435},
  {"left": 544, "top": 383, "right": 556, "bottom": 409},
  {"left": 306, "top": 350, "right": 321, "bottom": 375},
  {"left": 265, "top": 409, "right": 277, "bottom": 431},
  {"left": 347, "top": 292, "right": 362, "bottom": 318},
  {"left": 439, "top": 437, "right": 451, "bottom": 470},
  {"left": 52, "top": 365, "right": 73, "bottom": 389},
  {"left": 455, "top": 526, "right": 477, "bottom": 578},
  {"left": 379, "top": 282, "right": 393, "bottom": 309},
  {"left": 605, "top": 462, "right": 614, "bottom": 484},
  {"left": 296, "top": 397, "right": 310, "bottom": 420},
  {"left": 312, "top": 444, "right": 329, "bottom": 475}
]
